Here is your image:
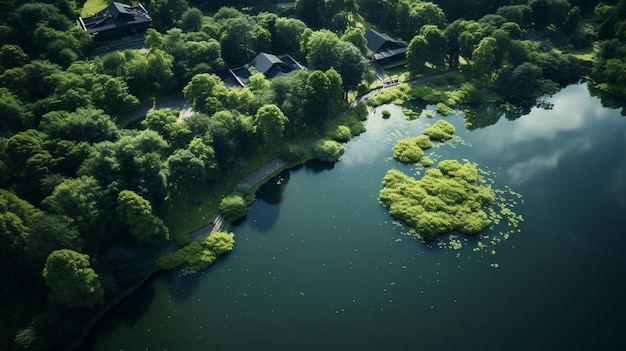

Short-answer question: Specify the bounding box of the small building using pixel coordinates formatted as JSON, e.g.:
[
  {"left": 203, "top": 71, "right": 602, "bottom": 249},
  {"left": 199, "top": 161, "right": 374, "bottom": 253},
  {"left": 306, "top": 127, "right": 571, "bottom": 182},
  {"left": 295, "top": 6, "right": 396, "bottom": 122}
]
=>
[
  {"left": 78, "top": 2, "right": 152, "bottom": 41},
  {"left": 365, "top": 29, "right": 407, "bottom": 66},
  {"left": 229, "top": 53, "right": 305, "bottom": 87}
]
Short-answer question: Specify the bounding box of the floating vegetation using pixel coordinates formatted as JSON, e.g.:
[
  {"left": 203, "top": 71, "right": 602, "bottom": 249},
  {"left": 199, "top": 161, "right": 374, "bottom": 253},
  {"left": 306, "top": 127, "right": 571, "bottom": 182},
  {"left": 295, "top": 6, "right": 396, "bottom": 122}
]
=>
[
  {"left": 381, "top": 111, "right": 523, "bottom": 266},
  {"left": 423, "top": 110, "right": 436, "bottom": 118},
  {"left": 379, "top": 160, "right": 495, "bottom": 241},
  {"left": 435, "top": 102, "right": 454, "bottom": 115},
  {"left": 391, "top": 135, "right": 432, "bottom": 165},
  {"left": 423, "top": 120, "right": 456, "bottom": 141},
  {"left": 402, "top": 107, "right": 422, "bottom": 121},
  {"left": 380, "top": 159, "right": 524, "bottom": 257}
]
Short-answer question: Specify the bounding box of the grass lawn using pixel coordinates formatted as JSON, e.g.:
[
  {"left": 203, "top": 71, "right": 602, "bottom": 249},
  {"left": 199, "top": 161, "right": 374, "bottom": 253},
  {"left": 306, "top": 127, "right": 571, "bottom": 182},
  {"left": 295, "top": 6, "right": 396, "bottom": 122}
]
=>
[{"left": 80, "top": 0, "right": 110, "bottom": 17}]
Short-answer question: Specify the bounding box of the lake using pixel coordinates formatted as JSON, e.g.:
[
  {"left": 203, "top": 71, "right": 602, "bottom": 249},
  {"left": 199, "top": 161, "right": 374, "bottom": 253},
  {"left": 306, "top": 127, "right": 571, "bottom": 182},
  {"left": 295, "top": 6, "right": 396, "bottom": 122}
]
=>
[{"left": 83, "top": 83, "right": 626, "bottom": 350}]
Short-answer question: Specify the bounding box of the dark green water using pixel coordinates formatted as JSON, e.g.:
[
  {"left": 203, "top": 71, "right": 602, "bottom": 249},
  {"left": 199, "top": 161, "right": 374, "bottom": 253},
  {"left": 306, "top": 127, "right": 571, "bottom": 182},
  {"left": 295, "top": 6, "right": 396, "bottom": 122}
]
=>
[{"left": 83, "top": 84, "right": 626, "bottom": 350}]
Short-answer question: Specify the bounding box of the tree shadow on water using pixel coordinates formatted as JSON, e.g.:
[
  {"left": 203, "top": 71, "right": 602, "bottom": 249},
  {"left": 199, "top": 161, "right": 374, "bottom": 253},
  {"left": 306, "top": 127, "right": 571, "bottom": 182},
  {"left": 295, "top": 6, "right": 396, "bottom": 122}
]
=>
[
  {"left": 83, "top": 270, "right": 163, "bottom": 344},
  {"left": 257, "top": 170, "right": 291, "bottom": 205},
  {"left": 304, "top": 159, "right": 336, "bottom": 173},
  {"left": 167, "top": 268, "right": 204, "bottom": 303}
]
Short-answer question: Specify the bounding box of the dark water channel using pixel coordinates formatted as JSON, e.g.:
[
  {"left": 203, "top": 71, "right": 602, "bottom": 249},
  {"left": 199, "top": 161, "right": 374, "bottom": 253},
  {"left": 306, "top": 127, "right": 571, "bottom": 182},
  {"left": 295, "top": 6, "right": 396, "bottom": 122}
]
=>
[{"left": 84, "top": 84, "right": 626, "bottom": 350}]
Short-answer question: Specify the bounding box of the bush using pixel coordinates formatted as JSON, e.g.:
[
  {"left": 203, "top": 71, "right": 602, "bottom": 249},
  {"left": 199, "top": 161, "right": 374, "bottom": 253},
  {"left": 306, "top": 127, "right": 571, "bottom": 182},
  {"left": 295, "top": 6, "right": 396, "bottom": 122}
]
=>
[
  {"left": 381, "top": 109, "right": 391, "bottom": 118},
  {"left": 156, "top": 231, "right": 235, "bottom": 274},
  {"left": 279, "top": 145, "right": 306, "bottom": 163},
  {"left": 341, "top": 115, "right": 366, "bottom": 136},
  {"left": 367, "top": 84, "right": 410, "bottom": 106},
  {"left": 402, "top": 107, "right": 422, "bottom": 120},
  {"left": 327, "top": 125, "right": 352, "bottom": 142},
  {"left": 218, "top": 195, "right": 248, "bottom": 221},
  {"left": 351, "top": 102, "right": 369, "bottom": 121},
  {"left": 312, "top": 139, "right": 345, "bottom": 163}
]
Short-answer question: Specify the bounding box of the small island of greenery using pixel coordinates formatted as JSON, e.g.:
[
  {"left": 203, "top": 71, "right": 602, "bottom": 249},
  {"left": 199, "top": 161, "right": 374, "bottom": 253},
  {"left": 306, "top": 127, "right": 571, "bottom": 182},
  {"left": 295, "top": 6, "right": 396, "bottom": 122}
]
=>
[{"left": 379, "top": 160, "right": 495, "bottom": 240}]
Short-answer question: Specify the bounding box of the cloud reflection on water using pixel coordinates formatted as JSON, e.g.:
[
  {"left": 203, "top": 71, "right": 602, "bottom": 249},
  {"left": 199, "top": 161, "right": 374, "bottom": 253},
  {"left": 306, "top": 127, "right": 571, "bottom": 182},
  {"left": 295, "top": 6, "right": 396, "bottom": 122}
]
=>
[{"left": 473, "top": 84, "right": 622, "bottom": 187}]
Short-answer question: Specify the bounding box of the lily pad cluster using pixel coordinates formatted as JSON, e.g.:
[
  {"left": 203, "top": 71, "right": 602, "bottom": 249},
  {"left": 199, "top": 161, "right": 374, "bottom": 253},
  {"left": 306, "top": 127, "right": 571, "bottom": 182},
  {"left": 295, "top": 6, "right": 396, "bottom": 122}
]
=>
[{"left": 379, "top": 160, "right": 495, "bottom": 240}]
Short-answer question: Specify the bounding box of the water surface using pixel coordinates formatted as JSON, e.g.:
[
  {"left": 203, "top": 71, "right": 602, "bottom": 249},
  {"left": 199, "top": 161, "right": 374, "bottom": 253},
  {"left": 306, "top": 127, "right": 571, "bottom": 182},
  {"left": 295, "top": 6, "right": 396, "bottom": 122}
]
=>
[{"left": 84, "top": 84, "right": 626, "bottom": 350}]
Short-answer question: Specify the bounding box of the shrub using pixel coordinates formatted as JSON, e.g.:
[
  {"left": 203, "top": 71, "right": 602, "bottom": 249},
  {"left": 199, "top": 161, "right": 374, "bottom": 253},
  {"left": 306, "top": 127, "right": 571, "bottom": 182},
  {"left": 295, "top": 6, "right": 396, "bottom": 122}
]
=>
[
  {"left": 218, "top": 195, "right": 248, "bottom": 221},
  {"left": 327, "top": 125, "right": 352, "bottom": 142},
  {"left": 367, "top": 84, "right": 410, "bottom": 106},
  {"left": 312, "top": 139, "right": 345, "bottom": 163},
  {"left": 156, "top": 231, "right": 235, "bottom": 274},
  {"left": 381, "top": 109, "right": 391, "bottom": 118},
  {"left": 279, "top": 145, "right": 306, "bottom": 163}
]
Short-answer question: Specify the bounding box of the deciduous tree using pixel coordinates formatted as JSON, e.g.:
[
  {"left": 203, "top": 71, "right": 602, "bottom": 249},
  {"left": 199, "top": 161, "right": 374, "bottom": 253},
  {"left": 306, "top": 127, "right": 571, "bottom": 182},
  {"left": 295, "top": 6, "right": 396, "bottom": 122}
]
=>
[
  {"left": 254, "top": 104, "right": 289, "bottom": 148},
  {"left": 116, "top": 190, "right": 169, "bottom": 246},
  {"left": 42, "top": 249, "right": 103, "bottom": 309}
]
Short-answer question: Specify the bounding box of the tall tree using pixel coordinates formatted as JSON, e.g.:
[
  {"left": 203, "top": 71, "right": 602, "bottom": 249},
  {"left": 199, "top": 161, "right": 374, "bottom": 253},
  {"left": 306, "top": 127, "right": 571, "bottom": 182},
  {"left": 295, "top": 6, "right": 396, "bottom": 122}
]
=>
[
  {"left": 421, "top": 25, "right": 448, "bottom": 71},
  {"left": 183, "top": 73, "right": 228, "bottom": 114},
  {"left": 407, "top": 35, "right": 429, "bottom": 76},
  {"left": 219, "top": 16, "right": 257, "bottom": 65},
  {"left": 273, "top": 18, "right": 308, "bottom": 59},
  {"left": 254, "top": 104, "right": 289, "bottom": 148},
  {"left": 305, "top": 29, "right": 341, "bottom": 70},
  {"left": 42, "top": 249, "right": 103, "bottom": 309},
  {"left": 115, "top": 190, "right": 169, "bottom": 246},
  {"left": 42, "top": 176, "right": 113, "bottom": 247},
  {"left": 334, "top": 41, "right": 371, "bottom": 92},
  {"left": 472, "top": 36, "right": 499, "bottom": 82},
  {"left": 295, "top": 0, "right": 325, "bottom": 29}
]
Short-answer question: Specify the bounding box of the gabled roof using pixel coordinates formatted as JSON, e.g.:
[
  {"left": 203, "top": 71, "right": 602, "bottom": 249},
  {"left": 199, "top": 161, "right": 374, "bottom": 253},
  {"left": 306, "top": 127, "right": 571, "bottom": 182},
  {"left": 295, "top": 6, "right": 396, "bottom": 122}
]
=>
[
  {"left": 365, "top": 29, "right": 406, "bottom": 53},
  {"left": 78, "top": 2, "right": 151, "bottom": 35},
  {"left": 229, "top": 53, "right": 305, "bottom": 87}
]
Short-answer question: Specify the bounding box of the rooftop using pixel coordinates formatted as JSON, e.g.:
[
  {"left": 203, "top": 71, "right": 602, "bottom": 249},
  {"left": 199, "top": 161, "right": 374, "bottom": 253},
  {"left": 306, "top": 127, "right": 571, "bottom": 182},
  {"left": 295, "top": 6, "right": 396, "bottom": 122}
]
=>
[
  {"left": 229, "top": 53, "right": 305, "bottom": 87},
  {"left": 78, "top": 2, "right": 151, "bottom": 37}
]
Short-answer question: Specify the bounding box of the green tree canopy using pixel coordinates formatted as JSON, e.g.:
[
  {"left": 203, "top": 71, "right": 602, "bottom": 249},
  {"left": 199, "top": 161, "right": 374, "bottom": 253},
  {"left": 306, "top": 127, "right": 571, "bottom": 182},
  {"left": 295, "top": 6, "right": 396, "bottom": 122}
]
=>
[
  {"left": 472, "top": 36, "right": 499, "bottom": 82},
  {"left": 183, "top": 73, "right": 228, "bottom": 114},
  {"left": 116, "top": 190, "right": 169, "bottom": 246},
  {"left": 407, "top": 35, "right": 429, "bottom": 76},
  {"left": 254, "top": 104, "right": 289, "bottom": 148},
  {"left": 42, "top": 249, "right": 103, "bottom": 309}
]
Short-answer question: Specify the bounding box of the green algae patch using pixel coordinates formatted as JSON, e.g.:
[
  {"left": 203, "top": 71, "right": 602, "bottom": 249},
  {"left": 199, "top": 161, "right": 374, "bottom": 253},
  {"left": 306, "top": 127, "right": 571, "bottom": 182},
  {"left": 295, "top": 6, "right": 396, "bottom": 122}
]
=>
[
  {"left": 423, "top": 120, "right": 456, "bottom": 141},
  {"left": 402, "top": 107, "right": 422, "bottom": 121},
  {"left": 391, "top": 136, "right": 433, "bottom": 164},
  {"left": 379, "top": 160, "right": 495, "bottom": 240},
  {"left": 435, "top": 102, "right": 454, "bottom": 116}
]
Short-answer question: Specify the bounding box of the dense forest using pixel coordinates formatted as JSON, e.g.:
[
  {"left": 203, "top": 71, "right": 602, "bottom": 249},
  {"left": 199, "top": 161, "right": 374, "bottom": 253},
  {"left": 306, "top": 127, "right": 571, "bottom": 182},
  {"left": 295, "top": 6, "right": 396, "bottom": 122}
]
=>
[{"left": 1, "top": 0, "right": 624, "bottom": 350}]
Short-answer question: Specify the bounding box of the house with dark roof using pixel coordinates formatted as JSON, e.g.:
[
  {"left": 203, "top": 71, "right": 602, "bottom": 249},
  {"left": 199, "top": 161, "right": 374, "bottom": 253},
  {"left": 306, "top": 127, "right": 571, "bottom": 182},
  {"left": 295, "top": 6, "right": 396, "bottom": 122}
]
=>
[
  {"left": 78, "top": 2, "right": 152, "bottom": 41},
  {"left": 229, "top": 53, "right": 305, "bottom": 87},
  {"left": 365, "top": 29, "right": 407, "bottom": 66}
]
